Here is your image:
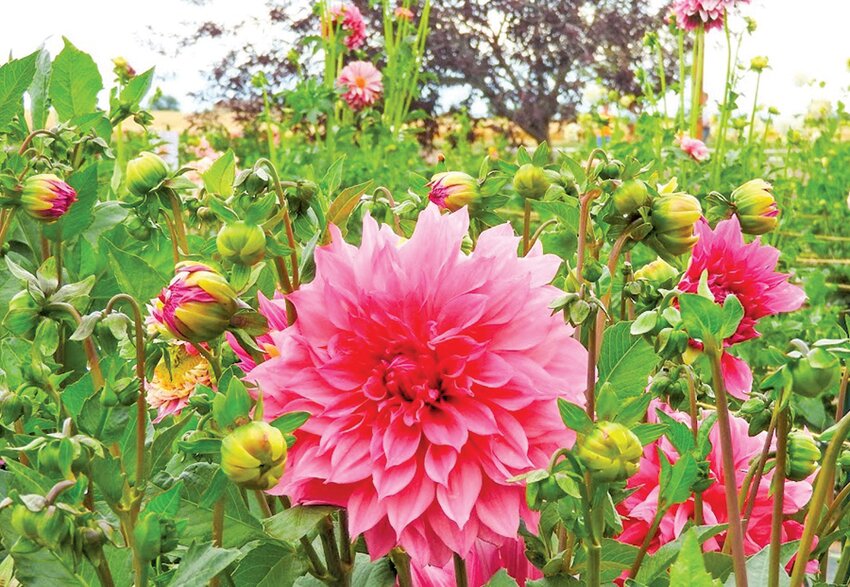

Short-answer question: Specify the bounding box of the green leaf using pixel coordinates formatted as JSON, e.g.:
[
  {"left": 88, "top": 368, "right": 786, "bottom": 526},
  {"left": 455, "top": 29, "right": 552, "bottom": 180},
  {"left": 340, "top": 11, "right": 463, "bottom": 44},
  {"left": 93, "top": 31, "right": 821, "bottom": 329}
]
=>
[
  {"left": 660, "top": 452, "right": 699, "bottom": 506},
  {"left": 325, "top": 180, "right": 373, "bottom": 239},
  {"left": 44, "top": 162, "right": 101, "bottom": 240},
  {"left": 631, "top": 310, "right": 658, "bottom": 336},
  {"left": 636, "top": 524, "right": 727, "bottom": 583},
  {"left": 3, "top": 460, "right": 52, "bottom": 494},
  {"left": 231, "top": 541, "right": 307, "bottom": 587},
  {"left": 90, "top": 456, "right": 124, "bottom": 505},
  {"left": 9, "top": 539, "right": 89, "bottom": 587},
  {"left": 484, "top": 569, "right": 520, "bottom": 586},
  {"left": 351, "top": 553, "right": 396, "bottom": 587},
  {"left": 270, "top": 411, "right": 310, "bottom": 434},
  {"left": 212, "top": 370, "right": 252, "bottom": 430},
  {"left": 167, "top": 542, "right": 241, "bottom": 587},
  {"left": 679, "top": 293, "right": 725, "bottom": 349},
  {"left": 725, "top": 542, "right": 799, "bottom": 587},
  {"left": 146, "top": 482, "right": 182, "bottom": 517},
  {"left": 557, "top": 398, "right": 593, "bottom": 435},
  {"left": 718, "top": 295, "right": 744, "bottom": 340},
  {"left": 28, "top": 48, "right": 52, "bottom": 130},
  {"left": 49, "top": 38, "right": 103, "bottom": 121},
  {"left": 0, "top": 51, "right": 38, "bottom": 130},
  {"left": 104, "top": 238, "right": 168, "bottom": 302},
  {"left": 263, "top": 505, "right": 337, "bottom": 543},
  {"left": 119, "top": 67, "right": 154, "bottom": 108},
  {"left": 656, "top": 410, "right": 696, "bottom": 455},
  {"left": 202, "top": 149, "right": 236, "bottom": 197},
  {"left": 597, "top": 321, "right": 658, "bottom": 396},
  {"left": 670, "top": 529, "right": 721, "bottom": 586},
  {"left": 632, "top": 423, "right": 667, "bottom": 446}
]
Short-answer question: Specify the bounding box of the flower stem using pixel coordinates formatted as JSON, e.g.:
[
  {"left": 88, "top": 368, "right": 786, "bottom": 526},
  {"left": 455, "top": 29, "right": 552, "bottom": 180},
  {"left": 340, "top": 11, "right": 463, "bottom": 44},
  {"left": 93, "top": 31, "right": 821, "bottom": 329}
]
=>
[
  {"left": 48, "top": 302, "right": 105, "bottom": 391},
  {"left": 628, "top": 508, "right": 664, "bottom": 579},
  {"left": 522, "top": 199, "right": 532, "bottom": 255},
  {"left": 584, "top": 317, "right": 597, "bottom": 419},
  {"left": 254, "top": 491, "right": 273, "bottom": 518},
  {"left": 707, "top": 348, "right": 749, "bottom": 587},
  {"left": 339, "top": 509, "right": 353, "bottom": 567},
  {"left": 0, "top": 208, "right": 14, "bottom": 249},
  {"left": 210, "top": 496, "right": 226, "bottom": 587},
  {"left": 390, "top": 548, "right": 413, "bottom": 587},
  {"left": 257, "top": 158, "right": 300, "bottom": 289},
  {"left": 685, "top": 368, "right": 704, "bottom": 524},
  {"left": 768, "top": 409, "right": 788, "bottom": 587},
  {"left": 746, "top": 72, "right": 762, "bottom": 148},
  {"left": 741, "top": 396, "right": 780, "bottom": 535},
  {"left": 320, "top": 516, "right": 345, "bottom": 583},
  {"left": 195, "top": 344, "right": 222, "bottom": 381},
  {"left": 789, "top": 410, "right": 850, "bottom": 586},
  {"left": 166, "top": 190, "right": 189, "bottom": 255},
  {"left": 452, "top": 553, "right": 469, "bottom": 587}
]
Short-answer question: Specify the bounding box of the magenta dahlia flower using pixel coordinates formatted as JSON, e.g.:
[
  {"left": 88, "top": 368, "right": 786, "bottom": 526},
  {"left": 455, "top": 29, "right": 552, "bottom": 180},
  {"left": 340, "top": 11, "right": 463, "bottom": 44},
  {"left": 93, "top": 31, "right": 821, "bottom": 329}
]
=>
[
  {"left": 678, "top": 217, "right": 805, "bottom": 397},
  {"left": 246, "top": 205, "right": 588, "bottom": 566},
  {"left": 678, "top": 135, "right": 710, "bottom": 162},
  {"left": 337, "top": 61, "right": 383, "bottom": 110},
  {"left": 671, "top": 0, "right": 749, "bottom": 32},
  {"left": 327, "top": 4, "right": 367, "bottom": 50},
  {"left": 617, "top": 402, "right": 812, "bottom": 557}
]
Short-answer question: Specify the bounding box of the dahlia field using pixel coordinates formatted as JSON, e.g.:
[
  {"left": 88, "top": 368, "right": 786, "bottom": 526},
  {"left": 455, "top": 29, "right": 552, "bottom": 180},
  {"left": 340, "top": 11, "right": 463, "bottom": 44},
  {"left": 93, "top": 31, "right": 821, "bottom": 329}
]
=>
[{"left": 0, "top": 1, "right": 849, "bottom": 586}]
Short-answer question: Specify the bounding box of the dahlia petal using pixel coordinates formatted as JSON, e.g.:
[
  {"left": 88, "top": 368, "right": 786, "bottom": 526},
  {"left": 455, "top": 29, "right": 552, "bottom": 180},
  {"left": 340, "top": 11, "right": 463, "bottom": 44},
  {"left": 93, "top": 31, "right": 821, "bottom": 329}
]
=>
[
  {"left": 386, "top": 478, "right": 436, "bottom": 534},
  {"left": 436, "top": 460, "right": 482, "bottom": 527},
  {"left": 422, "top": 404, "right": 469, "bottom": 449},
  {"left": 347, "top": 483, "right": 387, "bottom": 536},
  {"left": 383, "top": 420, "right": 421, "bottom": 466},
  {"left": 374, "top": 458, "right": 418, "bottom": 499},
  {"left": 424, "top": 444, "right": 458, "bottom": 486},
  {"left": 475, "top": 483, "right": 521, "bottom": 538},
  {"left": 721, "top": 352, "right": 754, "bottom": 399}
]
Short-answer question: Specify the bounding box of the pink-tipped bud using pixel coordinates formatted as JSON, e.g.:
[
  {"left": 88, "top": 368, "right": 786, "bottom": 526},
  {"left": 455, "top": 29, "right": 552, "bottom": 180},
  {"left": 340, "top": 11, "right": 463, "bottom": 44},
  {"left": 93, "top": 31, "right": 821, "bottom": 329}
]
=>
[
  {"left": 427, "top": 171, "right": 479, "bottom": 212},
  {"left": 19, "top": 174, "right": 77, "bottom": 222}
]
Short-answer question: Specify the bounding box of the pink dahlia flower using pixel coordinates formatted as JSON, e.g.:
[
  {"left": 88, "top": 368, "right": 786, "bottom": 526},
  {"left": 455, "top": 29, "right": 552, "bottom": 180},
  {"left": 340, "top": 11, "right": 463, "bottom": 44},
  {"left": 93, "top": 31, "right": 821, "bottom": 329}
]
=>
[
  {"left": 678, "top": 135, "right": 710, "bottom": 162},
  {"left": 337, "top": 61, "right": 383, "bottom": 110},
  {"left": 247, "top": 204, "right": 588, "bottom": 566},
  {"left": 617, "top": 402, "right": 812, "bottom": 557},
  {"left": 394, "top": 6, "right": 414, "bottom": 21},
  {"left": 678, "top": 217, "right": 805, "bottom": 397},
  {"left": 671, "top": 0, "right": 749, "bottom": 32},
  {"left": 411, "top": 538, "right": 541, "bottom": 586},
  {"left": 20, "top": 174, "right": 77, "bottom": 221},
  {"left": 328, "top": 4, "right": 367, "bottom": 50},
  {"left": 226, "top": 291, "right": 288, "bottom": 373},
  {"left": 146, "top": 343, "right": 211, "bottom": 422}
]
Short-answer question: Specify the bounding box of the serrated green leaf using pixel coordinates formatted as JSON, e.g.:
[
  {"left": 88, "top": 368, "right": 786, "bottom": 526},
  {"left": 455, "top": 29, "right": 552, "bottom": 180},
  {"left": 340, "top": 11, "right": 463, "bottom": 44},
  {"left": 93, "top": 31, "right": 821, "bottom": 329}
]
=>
[
  {"left": 597, "top": 321, "right": 658, "bottom": 396},
  {"left": 28, "top": 48, "right": 51, "bottom": 130},
  {"left": 232, "top": 541, "right": 307, "bottom": 587},
  {"left": 263, "top": 505, "right": 337, "bottom": 543},
  {"left": 670, "top": 529, "right": 721, "bottom": 586},
  {"left": 49, "top": 38, "right": 103, "bottom": 121},
  {"left": 0, "top": 51, "right": 38, "bottom": 130},
  {"left": 167, "top": 542, "right": 241, "bottom": 587},
  {"left": 202, "top": 150, "right": 236, "bottom": 197},
  {"left": 557, "top": 398, "right": 593, "bottom": 434}
]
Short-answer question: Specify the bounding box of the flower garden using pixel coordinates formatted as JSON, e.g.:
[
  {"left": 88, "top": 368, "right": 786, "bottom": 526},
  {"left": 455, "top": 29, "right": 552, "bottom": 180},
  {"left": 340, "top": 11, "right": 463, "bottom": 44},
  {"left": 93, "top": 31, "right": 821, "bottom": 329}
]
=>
[{"left": 0, "top": 1, "right": 849, "bottom": 586}]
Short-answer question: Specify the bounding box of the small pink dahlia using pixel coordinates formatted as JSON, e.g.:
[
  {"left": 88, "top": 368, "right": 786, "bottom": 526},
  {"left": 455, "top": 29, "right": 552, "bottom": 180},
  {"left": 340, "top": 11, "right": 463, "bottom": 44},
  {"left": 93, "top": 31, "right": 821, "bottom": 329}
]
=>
[
  {"left": 247, "top": 204, "right": 588, "bottom": 566},
  {"left": 678, "top": 217, "right": 805, "bottom": 397},
  {"left": 671, "top": 0, "right": 749, "bottom": 32},
  {"left": 328, "top": 4, "right": 367, "bottom": 50},
  {"left": 617, "top": 402, "right": 812, "bottom": 557},
  {"left": 678, "top": 135, "right": 710, "bottom": 162},
  {"left": 337, "top": 61, "right": 383, "bottom": 110}
]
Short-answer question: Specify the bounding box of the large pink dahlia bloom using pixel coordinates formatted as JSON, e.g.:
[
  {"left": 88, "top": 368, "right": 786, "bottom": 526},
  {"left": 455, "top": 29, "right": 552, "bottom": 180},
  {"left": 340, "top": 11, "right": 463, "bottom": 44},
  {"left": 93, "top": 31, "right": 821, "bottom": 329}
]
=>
[
  {"left": 247, "top": 204, "right": 588, "bottom": 566},
  {"left": 337, "top": 61, "right": 383, "bottom": 110},
  {"left": 617, "top": 402, "right": 812, "bottom": 557},
  {"left": 678, "top": 216, "right": 805, "bottom": 397}
]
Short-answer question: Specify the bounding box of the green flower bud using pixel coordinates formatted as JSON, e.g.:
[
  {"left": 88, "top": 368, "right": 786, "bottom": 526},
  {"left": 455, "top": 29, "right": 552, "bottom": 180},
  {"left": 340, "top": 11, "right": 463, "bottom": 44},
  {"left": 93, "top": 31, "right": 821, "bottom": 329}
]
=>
[
  {"left": 789, "top": 348, "right": 839, "bottom": 398},
  {"left": 513, "top": 164, "right": 551, "bottom": 200},
  {"left": 134, "top": 512, "right": 178, "bottom": 561},
  {"left": 216, "top": 221, "right": 266, "bottom": 266},
  {"left": 740, "top": 397, "right": 766, "bottom": 416},
  {"left": 126, "top": 152, "right": 169, "bottom": 197},
  {"left": 748, "top": 410, "right": 772, "bottom": 436},
  {"left": 612, "top": 180, "right": 650, "bottom": 215},
  {"left": 634, "top": 258, "right": 678, "bottom": 287},
  {"left": 597, "top": 160, "right": 624, "bottom": 180},
  {"left": 576, "top": 421, "right": 642, "bottom": 483},
  {"left": 750, "top": 56, "right": 769, "bottom": 72},
  {"left": 221, "top": 421, "right": 287, "bottom": 490},
  {"left": 838, "top": 450, "right": 850, "bottom": 470},
  {"left": 0, "top": 390, "right": 25, "bottom": 424},
  {"left": 786, "top": 431, "right": 820, "bottom": 481},
  {"left": 11, "top": 504, "right": 40, "bottom": 540},
  {"left": 730, "top": 179, "right": 779, "bottom": 235},
  {"left": 4, "top": 291, "right": 40, "bottom": 337},
  {"left": 650, "top": 193, "right": 702, "bottom": 255},
  {"left": 126, "top": 215, "right": 153, "bottom": 241},
  {"left": 35, "top": 505, "right": 73, "bottom": 548},
  {"left": 582, "top": 259, "right": 604, "bottom": 283}
]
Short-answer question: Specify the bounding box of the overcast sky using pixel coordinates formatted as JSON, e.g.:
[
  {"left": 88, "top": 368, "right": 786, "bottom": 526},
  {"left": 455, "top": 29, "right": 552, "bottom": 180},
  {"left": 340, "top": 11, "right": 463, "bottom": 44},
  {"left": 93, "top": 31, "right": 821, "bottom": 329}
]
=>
[{"left": 0, "top": 0, "right": 847, "bottom": 119}]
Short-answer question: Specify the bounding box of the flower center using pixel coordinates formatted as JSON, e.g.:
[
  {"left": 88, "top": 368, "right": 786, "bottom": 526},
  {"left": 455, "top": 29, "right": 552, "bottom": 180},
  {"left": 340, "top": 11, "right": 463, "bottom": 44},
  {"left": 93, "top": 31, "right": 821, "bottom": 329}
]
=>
[
  {"left": 364, "top": 347, "right": 446, "bottom": 414},
  {"left": 354, "top": 75, "right": 367, "bottom": 89}
]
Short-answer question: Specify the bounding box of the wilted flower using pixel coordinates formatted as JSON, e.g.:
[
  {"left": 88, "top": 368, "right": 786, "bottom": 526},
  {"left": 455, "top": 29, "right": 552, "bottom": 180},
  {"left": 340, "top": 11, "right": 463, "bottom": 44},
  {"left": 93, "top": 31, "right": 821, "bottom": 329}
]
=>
[
  {"left": 576, "top": 422, "right": 642, "bottom": 482},
  {"left": 146, "top": 343, "right": 211, "bottom": 422},
  {"left": 126, "top": 151, "right": 169, "bottom": 197},
  {"left": 512, "top": 164, "right": 551, "bottom": 200},
  {"left": 650, "top": 192, "right": 702, "bottom": 255},
  {"left": 19, "top": 174, "right": 77, "bottom": 221},
  {"left": 394, "top": 6, "right": 414, "bottom": 20},
  {"left": 427, "top": 171, "right": 479, "bottom": 212},
  {"left": 149, "top": 262, "right": 239, "bottom": 343},
  {"left": 618, "top": 403, "right": 812, "bottom": 558},
  {"left": 221, "top": 421, "right": 287, "bottom": 490},
  {"left": 678, "top": 135, "right": 710, "bottom": 162},
  {"left": 677, "top": 217, "right": 806, "bottom": 397},
  {"left": 247, "top": 205, "right": 588, "bottom": 566},
  {"left": 337, "top": 61, "right": 383, "bottom": 110},
  {"left": 217, "top": 221, "right": 266, "bottom": 266},
  {"left": 327, "top": 4, "right": 367, "bottom": 50},
  {"left": 729, "top": 179, "right": 779, "bottom": 235},
  {"left": 786, "top": 431, "right": 820, "bottom": 481}
]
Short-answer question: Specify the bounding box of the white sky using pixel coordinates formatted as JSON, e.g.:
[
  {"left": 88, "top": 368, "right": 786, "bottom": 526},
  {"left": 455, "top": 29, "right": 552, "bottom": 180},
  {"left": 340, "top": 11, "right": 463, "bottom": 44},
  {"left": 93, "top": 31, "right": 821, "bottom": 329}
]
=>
[{"left": 0, "top": 0, "right": 848, "bottom": 119}]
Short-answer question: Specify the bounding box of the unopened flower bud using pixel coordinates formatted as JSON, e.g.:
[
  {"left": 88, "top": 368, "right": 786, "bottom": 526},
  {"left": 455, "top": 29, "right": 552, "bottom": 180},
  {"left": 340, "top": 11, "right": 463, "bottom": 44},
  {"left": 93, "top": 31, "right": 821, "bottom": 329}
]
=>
[
  {"left": 513, "top": 164, "right": 551, "bottom": 201},
  {"left": 0, "top": 390, "right": 25, "bottom": 424},
  {"left": 786, "top": 431, "right": 820, "bottom": 481},
  {"left": 650, "top": 193, "right": 702, "bottom": 255},
  {"left": 149, "top": 262, "right": 239, "bottom": 343},
  {"left": 634, "top": 258, "right": 678, "bottom": 286},
  {"left": 789, "top": 347, "right": 839, "bottom": 398},
  {"left": 4, "top": 290, "right": 40, "bottom": 337},
  {"left": 427, "top": 172, "right": 479, "bottom": 212},
  {"left": 576, "top": 421, "right": 642, "bottom": 482},
  {"left": 216, "top": 221, "right": 266, "bottom": 266},
  {"left": 126, "top": 215, "right": 153, "bottom": 241},
  {"left": 740, "top": 397, "right": 767, "bottom": 416},
  {"left": 750, "top": 56, "right": 769, "bottom": 72},
  {"left": 597, "top": 160, "right": 624, "bottom": 180},
  {"left": 582, "top": 259, "right": 604, "bottom": 283},
  {"left": 612, "top": 180, "right": 650, "bottom": 216},
  {"left": 126, "top": 151, "right": 169, "bottom": 197},
  {"left": 19, "top": 174, "right": 77, "bottom": 222},
  {"left": 839, "top": 450, "right": 850, "bottom": 470},
  {"left": 730, "top": 179, "right": 779, "bottom": 235},
  {"left": 221, "top": 421, "right": 287, "bottom": 490}
]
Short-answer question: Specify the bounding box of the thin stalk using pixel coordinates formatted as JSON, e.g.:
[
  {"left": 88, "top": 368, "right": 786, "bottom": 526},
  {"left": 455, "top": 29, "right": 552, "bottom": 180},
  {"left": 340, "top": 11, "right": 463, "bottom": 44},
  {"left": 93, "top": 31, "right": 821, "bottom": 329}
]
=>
[
  {"left": 373, "top": 186, "right": 403, "bottom": 235},
  {"left": 166, "top": 190, "right": 189, "bottom": 255},
  {"left": 688, "top": 26, "right": 705, "bottom": 137},
  {"left": 390, "top": 548, "right": 413, "bottom": 587},
  {"left": 818, "top": 481, "right": 850, "bottom": 536},
  {"left": 768, "top": 410, "right": 788, "bottom": 587},
  {"left": 528, "top": 219, "right": 557, "bottom": 252},
  {"left": 272, "top": 256, "right": 297, "bottom": 326},
  {"left": 746, "top": 72, "right": 762, "bottom": 147},
  {"left": 655, "top": 43, "right": 669, "bottom": 120},
  {"left": 0, "top": 209, "right": 15, "bottom": 250},
  {"left": 707, "top": 348, "right": 749, "bottom": 587},
  {"left": 628, "top": 509, "right": 664, "bottom": 579},
  {"left": 161, "top": 215, "right": 181, "bottom": 265},
  {"left": 133, "top": 556, "right": 148, "bottom": 587},
  {"left": 195, "top": 345, "right": 222, "bottom": 381},
  {"left": 257, "top": 158, "right": 300, "bottom": 289},
  {"left": 254, "top": 491, "right": 273, "bottom": 518},
  {"left": 712, "top": 14, "right": 734, "bottom": 186},
  {"left": 13, "top": 420, "right": 29, "bottom": 466},
  {"left": 835, "top": 541, "right": 850, "bottom": 585},
  {"left": 93, "top": 552, "right": 116, "bottom": 587},
  {"left": 339, "top": 509, "right": 353, "bottom": 567},
  {"left": 677, "top": 29, "right": 686, "bottom": 131},
  {"left": 686, "top": 369, "right": 704, "bottom": 524},
  {"left": 741, "top": 397, "right": 780, "bottom": 534},
  {"left": 452, "top": 553, "right": 469, "bottom": 587},
  {"left": 48, "top": 302, "right": 105, "bottom": 390},
  {"left": 584, "top": 317, "right": 597, "bottom": 419},
  {"left": 789, "top": 410, "right": 850, "bottom": 586},
  {"left": 320, "top": 516, "right": 345, "bottom": 582},
  {"left": 522, "top": 199, "right": 532, "bottom": 255}
]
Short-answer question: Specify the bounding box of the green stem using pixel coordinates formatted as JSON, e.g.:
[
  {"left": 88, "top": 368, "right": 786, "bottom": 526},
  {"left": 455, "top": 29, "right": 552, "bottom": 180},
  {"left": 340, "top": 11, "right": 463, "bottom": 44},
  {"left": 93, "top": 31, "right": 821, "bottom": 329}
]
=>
[
  {"left": 789, "top": 410, "right": 850, "bottom": 586},
  {"left": 195, "top": 345, "right": 222, "bottom": 381},
  {"left": 210, "top": 497, "right": 226, "bottom": 587},
  {"left": 452, "top": 553, "right": 469, "bottom": 587},
  {"left": 390, "top": 548, "right": 414, "bottom": 587},
  {"left": 746, "top": 72, "right": 762, "bottom": 147},
  {"left": 254, "top": 491, "right": 273, "bottom": 518},
  {"left": 522, "top": 199, "right": 532, "bottom": 255},
  {"left": 712, "top": 14, "right": 734, "bottom": 187},
  {"left": 768, "top": 409, "right": 788, "bottom": 587},
  {"left": 689, "top": 26, "right": 705, "bottom": 138},
  {"left": 339, "top": 509, "right": 353, "bottom": 567},
  {"left": 166, "top": 190, "right": 189, "bottom": 255},
  {"left": 677, "top": 29, "right": 686, "bottom": 131},
  {"left": 320, "top": 516, "right": 345, "bottom": 583},
  {"left": 628, "top": 508, "right": 664, "bottom": 579},
  {"left": 834, "top": 541, "right": 850, "bottom": 584},
  {"left": 48, "top": 302, "right": 105, "bottom": 391},
  {"left": 0, "top": 208, "right": 15, "bottom": 249},
  {"left": 707, "top": 348, "right": 749, "bottom": 587},
  {"left": 256, "top": 159, "right": 300, "bottom": 289}
]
